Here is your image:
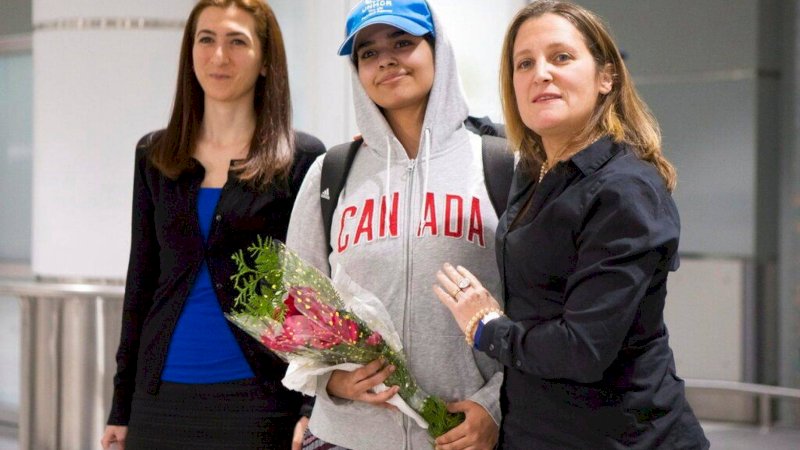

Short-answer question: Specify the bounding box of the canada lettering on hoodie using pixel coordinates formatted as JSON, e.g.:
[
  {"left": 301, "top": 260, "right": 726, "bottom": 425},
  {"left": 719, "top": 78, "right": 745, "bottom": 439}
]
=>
[
  {"left": 286, "top": 4, "right": 503, "bottom": 449},
  {"left": 337, "top": 191, "right": 485, "bottom": 252}
]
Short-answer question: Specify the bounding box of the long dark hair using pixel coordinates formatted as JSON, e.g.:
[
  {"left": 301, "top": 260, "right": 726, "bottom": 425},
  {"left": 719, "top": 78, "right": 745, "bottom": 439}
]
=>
[
  {"left": 500, "top": 0, "right": 676, "bottom": 191},
  {"left": 150, "top": 0, "right": 293, "bottom": 186}
]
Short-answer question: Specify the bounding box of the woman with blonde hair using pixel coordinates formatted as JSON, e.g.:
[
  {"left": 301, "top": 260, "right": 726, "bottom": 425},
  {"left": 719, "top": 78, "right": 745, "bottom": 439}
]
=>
[
  {"left": 434, "top": 1, "right": 709, "bottom": 448},
  {"left": 100, "top": 1, "right": 324, "bottom": 448}
]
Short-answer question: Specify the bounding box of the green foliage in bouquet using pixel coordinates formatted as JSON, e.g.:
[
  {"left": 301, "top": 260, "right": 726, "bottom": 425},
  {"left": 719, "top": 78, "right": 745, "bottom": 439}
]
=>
[
  {"left": 230, "top": 236, "right": 287, "bottom": 320},
  {"left": 421, "top": 397, "right": 466, "bottom": 438}
]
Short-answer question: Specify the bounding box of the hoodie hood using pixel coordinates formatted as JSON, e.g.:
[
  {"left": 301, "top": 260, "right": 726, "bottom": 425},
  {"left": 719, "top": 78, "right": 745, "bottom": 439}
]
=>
[{"left": 350, "top": 6, "right": 470, "bottom": 161}]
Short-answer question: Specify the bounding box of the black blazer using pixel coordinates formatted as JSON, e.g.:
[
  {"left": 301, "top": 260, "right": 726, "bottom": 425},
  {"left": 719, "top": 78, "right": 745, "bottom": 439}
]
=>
[
  {"left": 477, "top": 138, "right": 709, "bottom": 449},
  {"left": 107, "top": 131, "right": 325, "bottom": 426}
]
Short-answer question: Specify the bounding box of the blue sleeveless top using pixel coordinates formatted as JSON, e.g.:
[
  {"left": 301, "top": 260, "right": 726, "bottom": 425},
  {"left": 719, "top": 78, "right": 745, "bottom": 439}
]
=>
[{"left": 161, "top": 187, "right": 255, "bottom": 383}]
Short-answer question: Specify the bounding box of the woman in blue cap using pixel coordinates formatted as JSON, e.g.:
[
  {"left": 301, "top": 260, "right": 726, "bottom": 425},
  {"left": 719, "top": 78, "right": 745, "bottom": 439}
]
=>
[{"left": 287, "top": 0, "right": 504, "bottom": 449}]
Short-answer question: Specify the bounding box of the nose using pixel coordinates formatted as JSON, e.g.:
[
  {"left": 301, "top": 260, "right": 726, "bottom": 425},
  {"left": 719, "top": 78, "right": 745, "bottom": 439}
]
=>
[
  {"left": 377, "top": 51, "right": 398, "bottom": 70},
  {"left": 533, "top": 61, "right": 552, "bottom": 84},
  {"left": 211, "top": 44, "right": 229, "bottom": 65}
]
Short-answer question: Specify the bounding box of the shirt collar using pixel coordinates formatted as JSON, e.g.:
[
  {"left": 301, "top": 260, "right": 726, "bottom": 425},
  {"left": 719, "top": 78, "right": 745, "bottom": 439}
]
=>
[{"left": 568, "top": 136, "right": 621, "bottom": 176}]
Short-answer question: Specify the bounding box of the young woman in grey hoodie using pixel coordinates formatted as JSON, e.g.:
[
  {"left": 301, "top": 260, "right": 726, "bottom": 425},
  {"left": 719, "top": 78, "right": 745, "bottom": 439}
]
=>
[{"left": 286, "top": 1, "right": 503, "bottom": 449}]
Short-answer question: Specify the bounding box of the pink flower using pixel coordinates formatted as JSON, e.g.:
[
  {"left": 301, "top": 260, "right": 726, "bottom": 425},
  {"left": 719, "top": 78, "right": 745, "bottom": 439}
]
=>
[
  {"left": 366, "top": 331, "right": 383, "bottom": 346},
  {"left": 260, "top": 321, "right": 304, "bottom": 352},
  {"left": 260, "top": 286, "right": 365, "bottom": 352},
  {"left": 261, "top": 333, "right": 301, "bottom": 352},
  {"left": 290, "top": 286, "right": 361, "bottom": 345},
  {"left": 262, "top": 315, "right": 343, "bottom": 351},
  {"left": 286, "top": 315, "right": 341, "bottom": 349},
  {"left": 283, "top": 292, "right": 301, "bottom": 317},
  {"left": 290, "top": 286, "right": 337, "bottom": 324},
  {"left": 330, "top": 313, "right": 360, "bottom": 345}
]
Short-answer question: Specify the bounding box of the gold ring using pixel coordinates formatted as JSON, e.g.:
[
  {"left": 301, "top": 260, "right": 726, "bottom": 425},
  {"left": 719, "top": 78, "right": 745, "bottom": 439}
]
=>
[{"left": 451, "top": 287, "right": 461, "bottom": 298}]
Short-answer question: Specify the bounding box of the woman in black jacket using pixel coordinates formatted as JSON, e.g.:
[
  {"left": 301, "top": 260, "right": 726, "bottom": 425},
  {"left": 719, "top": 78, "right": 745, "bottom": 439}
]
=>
[
  {"left": 100, "top": 1, "right": 324, "bottom": 449},
  {"left": 434, "top": 2, "right": 709, "bottom": 449}
]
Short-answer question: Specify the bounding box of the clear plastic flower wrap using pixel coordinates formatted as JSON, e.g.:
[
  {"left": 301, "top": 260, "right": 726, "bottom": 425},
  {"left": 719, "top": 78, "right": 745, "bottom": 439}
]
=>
[{"left": 226, "top": 237, "right": 464, "bottom": 438}]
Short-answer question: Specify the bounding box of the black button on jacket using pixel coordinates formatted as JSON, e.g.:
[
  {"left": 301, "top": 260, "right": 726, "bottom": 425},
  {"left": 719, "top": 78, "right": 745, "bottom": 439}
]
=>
[
  {"left": 107, "top": 131, "right": 325, "bottom": 426},
  {"left": 477, "top": 138, "right": 708, "bottom": 449}
]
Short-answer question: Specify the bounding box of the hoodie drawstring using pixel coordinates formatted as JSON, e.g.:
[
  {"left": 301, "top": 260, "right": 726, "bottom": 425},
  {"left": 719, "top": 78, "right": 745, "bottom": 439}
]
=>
[
  {"left": 418, "top": 128, "right": 432, "bottom": 233},
  {"left": 385, "top": 135, "right": 393, "bottom": 236}
]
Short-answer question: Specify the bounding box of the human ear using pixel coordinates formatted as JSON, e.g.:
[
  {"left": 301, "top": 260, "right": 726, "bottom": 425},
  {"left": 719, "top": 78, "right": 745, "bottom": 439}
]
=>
[{"left": 598, "top": 63, "right": 613, "bottom": 94}]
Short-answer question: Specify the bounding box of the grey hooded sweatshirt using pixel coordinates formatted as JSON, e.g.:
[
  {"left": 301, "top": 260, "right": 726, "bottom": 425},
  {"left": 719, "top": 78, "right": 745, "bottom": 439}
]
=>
[{"left": 286, "top": 9, "right": 503, "bottom": 450}]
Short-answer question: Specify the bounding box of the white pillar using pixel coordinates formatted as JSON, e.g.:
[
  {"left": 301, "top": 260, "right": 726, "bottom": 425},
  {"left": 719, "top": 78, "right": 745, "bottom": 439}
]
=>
[
  {"left": 427, "top": 0, "right": 527, "bottom": 121},
  {"left": 271, "top": 0, "right": 356, "bottom": 146},
  {"left": 27, "top": 2, "right": 192, "bottom": 449},
  {"left": 31, "top": 0, "right": 194, "bottom": 280}
]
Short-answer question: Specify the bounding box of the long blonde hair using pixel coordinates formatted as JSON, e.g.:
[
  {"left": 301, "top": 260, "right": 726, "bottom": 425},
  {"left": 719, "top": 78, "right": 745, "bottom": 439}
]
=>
[{"left": 500, "top": 0, "right": 676, "bottom": 191}]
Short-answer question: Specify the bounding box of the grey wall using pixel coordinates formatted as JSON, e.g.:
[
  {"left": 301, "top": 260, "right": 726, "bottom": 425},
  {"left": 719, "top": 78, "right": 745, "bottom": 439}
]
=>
[
  {"left": 0, "top": 0, "right": 31, "bottom": 425},
  {"left": 778, "top": 0, "right": 800, "bottom": 421},
  {"left": 0, "top": 0, "right": 33, "bottom": 263},
  {"left": 576, "top": 1, "right": 800, "bottom": 422},
  {"left": 0, "top": 54, "right": 32, "bottom": 262},
  {"left": 0, "top": 0, "right": 31, "bottom": 36},
  {"left": 580, "top": 0, "right": 761, "bottom": 257}
]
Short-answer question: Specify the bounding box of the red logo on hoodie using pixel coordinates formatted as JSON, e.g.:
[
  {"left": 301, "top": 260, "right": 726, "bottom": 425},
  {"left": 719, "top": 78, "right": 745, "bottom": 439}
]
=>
[{"left": 337, "top": 192, "right": 485, "bottom": 253}]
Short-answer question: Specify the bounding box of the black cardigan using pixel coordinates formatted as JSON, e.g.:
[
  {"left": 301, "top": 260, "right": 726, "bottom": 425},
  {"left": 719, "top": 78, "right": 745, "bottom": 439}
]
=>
[
  {"left": 107, "top": 131, "right": 325, "bottom": 426},
  {"left": 478, "top": 138, "right": 709, "bottom": 449}
]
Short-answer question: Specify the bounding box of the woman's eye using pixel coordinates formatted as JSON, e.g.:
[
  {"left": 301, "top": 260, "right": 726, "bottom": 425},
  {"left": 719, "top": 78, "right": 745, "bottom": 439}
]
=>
[
  {"left": 359, "top": 49, "right": 376, "bottom": 60},
  {"left": 554, "top": 53, "right": 571, "bottom": 63},
  {"left": 231, "top": 38, "right": 247, "bottom": 46},
  {"left": 197, "top": 36, "right": 213, "bottom": 44},
  {"left": 515, "top": 59, "right": 532, "bottom": 71},
  {"left": 395, "top": 39, "right": 412, "bottom": 49}
]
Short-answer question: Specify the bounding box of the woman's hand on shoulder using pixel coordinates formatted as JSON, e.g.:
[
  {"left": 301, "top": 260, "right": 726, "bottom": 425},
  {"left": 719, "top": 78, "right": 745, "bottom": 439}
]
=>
[
  {"left": 326, "top": 358, "right": 400, "bottom": 408},
  {"left": 100, "top": 425, "right": 127, "bottom": 450},
  {"left": 434, "top": 263, "right": 501, "bottom": 334}
]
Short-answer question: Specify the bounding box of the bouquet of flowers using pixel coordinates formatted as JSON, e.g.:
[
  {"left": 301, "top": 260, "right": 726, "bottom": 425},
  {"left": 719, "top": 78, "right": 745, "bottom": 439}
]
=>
[{"left": 226, "top": 237, "right": 464, "bottom": 438}]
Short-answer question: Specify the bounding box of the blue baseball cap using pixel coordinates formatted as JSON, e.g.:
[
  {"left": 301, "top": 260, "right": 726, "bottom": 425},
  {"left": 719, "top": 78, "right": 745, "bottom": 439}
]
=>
[{"left": 338, "top": 0, "right": 435, "bottom": 56}]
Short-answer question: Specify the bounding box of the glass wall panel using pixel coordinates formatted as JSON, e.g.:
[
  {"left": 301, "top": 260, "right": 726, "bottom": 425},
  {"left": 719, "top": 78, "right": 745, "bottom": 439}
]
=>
[{"left": 0, "top": 53, "right": 33, "bottom": 263}]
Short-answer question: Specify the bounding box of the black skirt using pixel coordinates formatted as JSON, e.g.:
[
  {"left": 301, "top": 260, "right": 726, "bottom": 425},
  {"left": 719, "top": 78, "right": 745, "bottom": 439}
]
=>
[{"left": 126, "top": 378, "right": 298, "bottom": 450}]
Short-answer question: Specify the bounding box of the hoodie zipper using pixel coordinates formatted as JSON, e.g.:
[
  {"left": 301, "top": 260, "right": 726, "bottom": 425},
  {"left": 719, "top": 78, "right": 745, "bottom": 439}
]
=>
[{"left": 402, "top": 157, "right": 417, "bottom": 448}]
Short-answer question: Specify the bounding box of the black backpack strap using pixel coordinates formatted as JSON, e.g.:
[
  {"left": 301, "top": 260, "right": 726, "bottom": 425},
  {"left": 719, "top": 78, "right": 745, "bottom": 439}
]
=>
[
  {"left": 465, "top": 115, "right": 506, "bottom": 138},
  {"left": 481, "top": 134, "right": 514, "bottom": 218},
  {"left": 320, "top": 138, "right": 362, "bottom": 255}
]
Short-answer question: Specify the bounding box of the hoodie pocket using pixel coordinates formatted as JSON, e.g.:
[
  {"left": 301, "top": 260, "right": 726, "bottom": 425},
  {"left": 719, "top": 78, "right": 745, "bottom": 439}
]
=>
[{"left": 407, "top": 333, "right": 487, "bottom": 401}]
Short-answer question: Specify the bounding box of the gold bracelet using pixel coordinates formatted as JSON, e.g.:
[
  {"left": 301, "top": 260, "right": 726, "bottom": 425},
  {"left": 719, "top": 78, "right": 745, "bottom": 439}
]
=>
[{"left": 464, "top": 307, "right": 503, "bottom": 346}]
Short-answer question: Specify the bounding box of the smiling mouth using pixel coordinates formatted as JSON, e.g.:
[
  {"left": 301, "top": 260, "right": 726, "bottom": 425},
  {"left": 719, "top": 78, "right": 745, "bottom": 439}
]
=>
[
  {"left": 378, "top": 72, "right": 408, "bottom": 85},
  {"left": 534, "top": 94, "right": 561, "bottom": 103}
]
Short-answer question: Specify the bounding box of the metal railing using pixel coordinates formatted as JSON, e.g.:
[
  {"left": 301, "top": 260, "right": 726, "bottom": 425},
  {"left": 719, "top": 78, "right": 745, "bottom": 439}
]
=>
[
  {"left": 0, "top": 280, "right": 124, "bottom": 450},
  {"left": 0, "top": 280, "right": 124, "bottom": 298},
  {"left": 685, "top": 378, "right": 800, "bottom": 433}
]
